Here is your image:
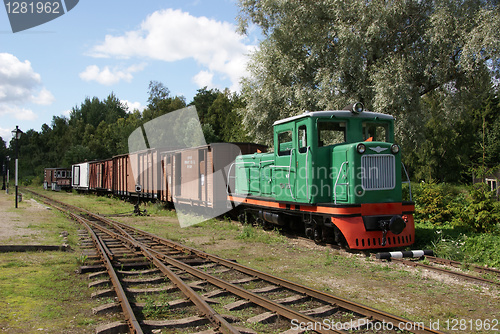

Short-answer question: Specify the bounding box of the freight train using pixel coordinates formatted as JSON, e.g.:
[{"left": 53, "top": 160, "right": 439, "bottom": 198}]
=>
[{"left": 45, "top": 103, "right": 414, "bottom": 250}]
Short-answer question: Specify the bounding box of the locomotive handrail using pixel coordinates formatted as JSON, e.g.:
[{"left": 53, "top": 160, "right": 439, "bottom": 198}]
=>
[
  {"left": 259, "top": 159, "right": 274, "bottom": 166},
  {"left": 401, "top": 162, "right": 412, "bottom": 201},
  {"left": 334, "top": 161, "right": 349, "bottom": 204},
  {"left": 269, "top": 153, "right": 296, "bottom": 199},
  {"left": 305, "top": 146, "right": 310, "bottom": 200},
  {"left": 226, "top": 161, "right": 257, "bottom": 196},
  {"left": 288, "top": 149, "right": 296, "bottom": 200}
]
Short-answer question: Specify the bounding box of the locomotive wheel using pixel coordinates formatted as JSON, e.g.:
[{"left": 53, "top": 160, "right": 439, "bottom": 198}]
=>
[
  {"left": 313, "top": 226, "right": 323, "bottom": 244},
  {"left": 238, "top": 210, "right": 255, "bottom": 225}
]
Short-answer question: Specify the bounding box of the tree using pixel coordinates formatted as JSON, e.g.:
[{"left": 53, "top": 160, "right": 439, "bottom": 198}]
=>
[
  {"left": 238, "top": 0, "right": 500, "bottom": 145},
  {"left": 147, "top": 80, "right": 170, "bottom": 112},
  {"left": 190, "top": 87, "right": 220, "bottom": 124},
  {"left": 69, "top": 93, "right": 128, "bottom": 129},
  {"left": 143, "top": 81, "right": 186, "bottom": 121},
  {"left": 104, "top": 92, "right": 128, "bottom": 124},
  {"left": 0, "top": 137, "right": 6, "bottom": 160},
  {"left": 191, "top": 88, "right": 252, "bottom": 143}
]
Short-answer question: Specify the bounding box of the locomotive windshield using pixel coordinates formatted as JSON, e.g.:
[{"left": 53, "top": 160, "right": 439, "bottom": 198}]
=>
[
  {"left": 318, "top": 121, "right": 346, "bottom": 147},
  {"left": 278, "top": 130, "right": 293, "bottom": 156},
  {"left": 362, "top": 122, "right": 388, "bottom": 142}
]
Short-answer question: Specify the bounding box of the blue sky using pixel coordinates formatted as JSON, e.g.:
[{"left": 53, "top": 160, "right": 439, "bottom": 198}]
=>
[{"left": 0, "top": 0, "right": 260, "bottom": 142}]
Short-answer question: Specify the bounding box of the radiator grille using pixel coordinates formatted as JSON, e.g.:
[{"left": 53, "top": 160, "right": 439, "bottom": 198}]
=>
[{"left": 361, "top": 154, "right": 395, "bottom": 190}]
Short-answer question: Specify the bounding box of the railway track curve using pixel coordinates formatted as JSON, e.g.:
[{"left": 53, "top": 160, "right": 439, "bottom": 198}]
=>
[{"left": 26, "top": 189, "right": 445, "bottom": 334}]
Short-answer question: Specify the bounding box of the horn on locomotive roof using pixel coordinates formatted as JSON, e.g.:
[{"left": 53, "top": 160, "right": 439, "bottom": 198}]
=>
[{"left": 342, "top": 102, "right": 364, "bottom": 114}]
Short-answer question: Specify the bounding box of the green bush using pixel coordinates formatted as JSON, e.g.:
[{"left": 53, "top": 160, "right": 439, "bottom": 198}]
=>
[
  {"left": 462, "top": 234, "right": 500, "bottom": 267},
  {"left": 413, "top": 181, "right": 500, "bottom": 233},
  {"left": 413, "top": 181, "right": 464, "bottom": 226},
  {"left": 452, "top": 183, "right": 500, "bottom": 233},
  {"left": 22, "top": 175, "right": 43, "bottom": 186},
  {"left": 431, "top": 232, "right": 466, "bottom": 262}
]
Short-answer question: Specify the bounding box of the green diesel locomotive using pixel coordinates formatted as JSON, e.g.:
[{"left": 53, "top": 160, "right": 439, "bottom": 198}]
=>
[{"left": 229, "top": 103, "right": 415, "bottom": 250}]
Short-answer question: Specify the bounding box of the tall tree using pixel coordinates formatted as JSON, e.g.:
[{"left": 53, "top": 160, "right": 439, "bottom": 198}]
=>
[
  {"left": 143, "top": 81, "right": 186, "bottom": 121},
  {"left": 238, "top": 0, "right": 500, "bottom": 144},
  {"left": 190, "top": 87, "right": 220, "bottom": 123},
  {"left": 104, "top": 92, "right": 128, "bottom": 124}
]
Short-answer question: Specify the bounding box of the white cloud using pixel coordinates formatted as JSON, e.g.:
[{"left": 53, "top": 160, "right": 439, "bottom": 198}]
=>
[
  {"left": 193, "top": 70, "right": 214, "bottom": 88},
  {"left": 79, "top": 63, "right": 146, "bottom": 85},
  {"left": 0, "top": 53, "right": 54, "bottom": 106},
  {"left": 89, "top": 9, "right": 254, "bottom": 91},
  {"left": 0, "top": 105, "right": 38, "bottom": 121},
  {"left": 121, "top": 100, "right": 145, "bottom": 112},
  {"left": 0, "top": 53, "right": 52, "bottom": 131},
  {"left": 33, "top": 87, "right": 55, "bottom": 105},
  {"left": 0, "top": 127, "right": 12, "bottom": 141}
]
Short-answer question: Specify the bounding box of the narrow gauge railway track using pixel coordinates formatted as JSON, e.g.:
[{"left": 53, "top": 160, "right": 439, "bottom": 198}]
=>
[
  {"left": 389, "top": 256, "right": 500, "bottom": 287},
  {"left": 26, "top": 189, "right": 444, "bottom": 334},
  {"left": 287, "top": 229, "right": 500, "bottom": 288}
]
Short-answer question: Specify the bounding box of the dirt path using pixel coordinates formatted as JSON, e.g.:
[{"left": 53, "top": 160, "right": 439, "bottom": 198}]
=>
[{"left": 0, "top": 191, "right": 48, "bottom": 243}]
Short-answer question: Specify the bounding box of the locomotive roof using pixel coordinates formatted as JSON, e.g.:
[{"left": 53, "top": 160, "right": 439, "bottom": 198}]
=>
[{"left": 273, "top": 110, "right": 394, "bottom": 126}]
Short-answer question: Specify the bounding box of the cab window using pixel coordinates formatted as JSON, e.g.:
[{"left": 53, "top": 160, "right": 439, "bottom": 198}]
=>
[
  {"left": 278, "top": 130, "right": 293, "bottom": 156},
  {"left": 318, "top": 121, "right": 346, "bottom": 147},
  {"left": 298, "top": 125, "right": 307, "bottom": 153},
  {"left": 362, "top": 122, "right": 388, "bottom": 142}
]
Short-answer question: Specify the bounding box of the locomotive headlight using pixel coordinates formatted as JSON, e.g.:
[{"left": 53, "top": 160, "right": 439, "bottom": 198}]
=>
[
  {"left": 352, "top": 102, "right": 364, "bottom": 114},
  {"left": 391, "top": 144, "right": 400, "bottom": 154},
  {"left": 357, "top": 143, "right": 366, "bottom": 154}
]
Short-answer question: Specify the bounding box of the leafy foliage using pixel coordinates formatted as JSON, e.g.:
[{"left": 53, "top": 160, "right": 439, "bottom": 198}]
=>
[
  {"left": 453, "top": 183, "right": 500, "bottom": 233},
  {"left": 462, "top": 233, "right": 500, "bottom": 267},
  {"left": 431, "top": 232, "right": 466, "bottom": 262},
  {"left": 238, "top": 0, "right": 500, "bottom": 184},
  {"left": 413, "top": 181, "right": 500, "bottom": 233},
  {"left": 190, "top": 87, "right": 251, "bottom": 143},
  {"left": 413, "top": 181, "right": 465, "bottom": 226}
]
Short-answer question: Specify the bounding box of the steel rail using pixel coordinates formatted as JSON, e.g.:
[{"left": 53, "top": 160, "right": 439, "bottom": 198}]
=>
[
  {"left": 26, "top": 190, "right": 241, "bottom": 334},
  {"left": 26, "top": 190, "right": 444, "bottom": 334},
  {"left": 91, "top": 215, "right": 346, "bottom": 334},
  {"left": 425, "top": 256, "right": 500, "bottom": 277},
  {"left": 72, "top": 214, "right": 143, "bottom": 334},
  {"left": 392, "top": 257, "right": 500, "bottom": 287},
  {"left": 112, "top": 221, "right": 444, "bottom": 334},
  {"left": 146, "top": 246, "right": 346, "bottom": 334},
  {"left": 87, "top": 215, "right": 242, "bottom": 334}
]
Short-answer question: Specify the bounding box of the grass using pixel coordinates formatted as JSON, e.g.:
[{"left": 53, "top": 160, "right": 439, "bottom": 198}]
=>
[
  {"left": 237, "top": 225, "right": 288, "bottom": 244},
  {"left": 413, "top": 221, "right": 500, "bottom": 267},
  {"left": 17, "top": 186, "right": 500, "bottom": 334},
  {"left": 0, "top": 190, "right": 115, "bottom": 333},
  {"left": 0, "top": 252, "right": 103, "bottom": 333}
]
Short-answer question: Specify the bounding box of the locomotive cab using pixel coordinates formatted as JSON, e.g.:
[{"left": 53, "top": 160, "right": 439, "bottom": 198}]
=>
[{"left": 271, "top": 104, "right": 402, "bottom": 206}]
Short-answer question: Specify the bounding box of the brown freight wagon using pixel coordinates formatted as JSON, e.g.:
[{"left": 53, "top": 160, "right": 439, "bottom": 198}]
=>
[
  {"left": 88, "top": 158, "right": 113, "bottom": 192},
  {"left": 113, "top": 153, "right": 135, "bottom": 197},
  {"left": 161, "top": 143, "right": 266, "bottom": 209},
  {"left": 43, "top": 168, "right": 72, "bottom": 191},
  {"left": 113, "top": 148, "right": 162, "bottom": 200}
]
